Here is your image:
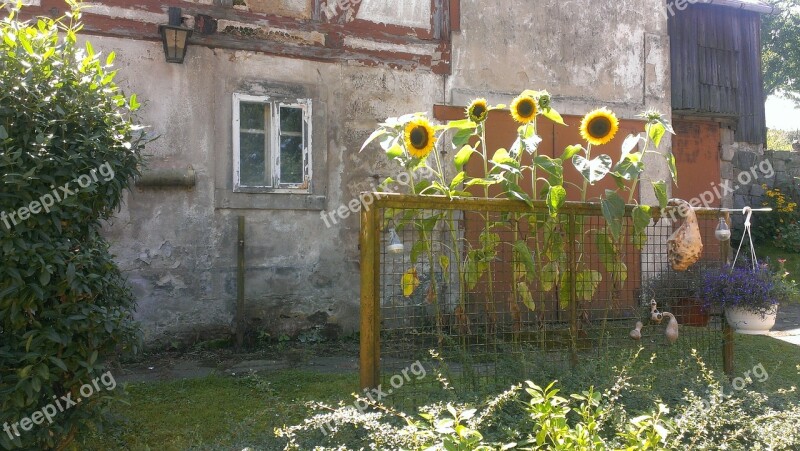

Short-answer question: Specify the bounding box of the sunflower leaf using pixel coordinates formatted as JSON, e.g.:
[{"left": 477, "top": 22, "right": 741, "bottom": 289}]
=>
[
  {"left": 386, "top": 143, "right": 403, "bottom": 159},
  {"left": 632, "top": 205, "right": 652, "bottom": 234},
  {"left": 601, "top": 189, "right": 625, "bottom": 241},
  {"left": 546, "top": 185, "right": 567, "bottom": 217},
  {"left": 447, "top": 119, "right": 477, "bottom": 129},
  {"left": 621, "top": 134, "right": 643, "bottom": 158},
  {"left": 666, "top": 151, "right": 678, "bottom": 186},
  {"left": 360, "top": 128, "right": 387, "bottom": 152},
  {"left": 648, "top": 122, "right": 667, "bottom": 148},
  {"left": 454, "top": 145, "right": 474, "bottom": 171},
  {"left": 452, "top": 128, "right": 473, "bottom": 148},
  {"left": 533, "top": 155, "right": 564, "bottom": 186},
  {"left": 542, "top": 107, "right": 566, "bottom": 126},
  {"left": 560, "top": 144, "right": 583, "bottom": 161},
  {"left": 518, "top": 282, "right": 536, "bottom": 311},
  {"left": 652, "top": 180, "right": 668, "bottom": 210},
  {"left": 449, "top": 171, "right": 466, "bottom": 191},
  {"left": 572, "top": 154, "right": 613, "bottom": 185}
]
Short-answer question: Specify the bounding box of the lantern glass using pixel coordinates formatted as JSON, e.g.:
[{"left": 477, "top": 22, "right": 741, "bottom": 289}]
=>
[
  {"left": 387, "top": 228, "right": 404, "bottom": 254},
  {"left": 159, "top": 24, "right": 192, "bottom": 63},
  {"left": 715, "top": 217, "right": 731, "bottom": 241}
]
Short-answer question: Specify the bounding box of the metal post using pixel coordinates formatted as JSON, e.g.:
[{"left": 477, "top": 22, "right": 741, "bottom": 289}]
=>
[
  {"left": 721, "top": 211, "right": 734, "bottom": 377},
  {"left": 236, "top": 215, "right": 245, "bottom": 349},
  {"left": 360, "top": 196, "right": 380, "bottom": 390}
]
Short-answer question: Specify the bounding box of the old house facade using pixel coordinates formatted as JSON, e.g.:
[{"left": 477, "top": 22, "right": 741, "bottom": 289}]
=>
[{"left": 16, "top": 0, "right": 769, "bottom": 342}]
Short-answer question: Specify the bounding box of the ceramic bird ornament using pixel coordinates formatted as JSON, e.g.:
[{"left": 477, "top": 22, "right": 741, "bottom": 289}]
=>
[{"left": 667, "top": 198, "right": 703, "bottom": 271}]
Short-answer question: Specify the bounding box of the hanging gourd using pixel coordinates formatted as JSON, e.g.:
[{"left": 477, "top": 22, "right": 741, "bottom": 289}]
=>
[{"left": 667, "top": 198, "right": 702, "bottom": 271}]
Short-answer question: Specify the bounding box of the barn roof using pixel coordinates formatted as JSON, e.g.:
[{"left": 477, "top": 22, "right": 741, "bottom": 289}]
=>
[{"left": 704, "top": 0, "right": 776, "bottom": 14}]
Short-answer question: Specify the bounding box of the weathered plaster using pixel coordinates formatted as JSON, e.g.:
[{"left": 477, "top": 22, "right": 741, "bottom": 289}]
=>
[{"left": 85, "top": 0, "right": 677, "bottom": 343}]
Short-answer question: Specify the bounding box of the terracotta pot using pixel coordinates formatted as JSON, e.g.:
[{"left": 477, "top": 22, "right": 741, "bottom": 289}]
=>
[
  {"left": 725, "top": 305, "right": 778, "bottom": 335},
  {"left": 670, "top": 298, "right": 710, "bottom": 327}
]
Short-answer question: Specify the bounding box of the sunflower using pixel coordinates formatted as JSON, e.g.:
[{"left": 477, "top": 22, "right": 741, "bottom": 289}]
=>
[
  {"left": 510, "top": 94, "right": 537, "bottom": 124},
  {"left": 466, "top": 98, "right": 488, "bottom": 123},
  {"left": 403, "top": 117, "right": 436, "bottom": 159},
  {"left": 580, "top": 107, "right": 619, "bottom": 146}
]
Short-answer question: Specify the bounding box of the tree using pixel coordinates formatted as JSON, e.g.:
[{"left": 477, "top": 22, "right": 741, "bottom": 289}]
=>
[
  {"left": 0, "top": 1, "right": 146, "bottom": 449},
  {"left": 762, "top": 0, "right": 800, "bottom": 104}
]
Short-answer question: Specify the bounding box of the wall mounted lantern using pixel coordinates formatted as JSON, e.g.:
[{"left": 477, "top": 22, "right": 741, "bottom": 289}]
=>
[{"left": 159, "top": 7, "right": 192, "bottom": 64}]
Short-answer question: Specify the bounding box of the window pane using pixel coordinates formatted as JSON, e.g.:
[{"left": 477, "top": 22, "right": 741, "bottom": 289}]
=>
[
  {"left": 240, "top": 102, "right": 265, "bottom": 130},
  {"left": 280, "top": 136, "right": 303, "bottom": 184},
  {"left": 240, "top": 132, "right": 267, "bottom": 186},
  {"left": 280, "top": 106, "right": 303, "bottom": 133}
]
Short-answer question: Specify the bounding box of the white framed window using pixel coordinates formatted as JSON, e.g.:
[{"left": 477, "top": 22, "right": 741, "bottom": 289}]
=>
[{"left": 232, "top": 93, "right": 312, "bottom": 192}]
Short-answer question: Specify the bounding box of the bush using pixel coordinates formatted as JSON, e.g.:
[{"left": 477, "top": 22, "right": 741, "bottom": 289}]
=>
[
  {"left": 0, "top": 2, "right": 145, "bottom": 449},
  {"left": 276, "top": 352, "right": 800, "bottom": 450},
  {"left": 752, "top": 183, "right": 800, "bottom": 244}
]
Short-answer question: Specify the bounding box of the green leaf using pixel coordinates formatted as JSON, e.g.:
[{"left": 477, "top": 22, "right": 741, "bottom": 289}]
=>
[
  {"left": 541, "top": 107, "right": 566, "bottom": 125},
  {"left": 601, "top": 190, "right": 625, "bottom": 240},
  {"left": 612, "top": 152, "right": 643, "bottom": 181},
  {"left": 546, "top": 185, "right": 567, "bottom": 217},
  {"left": 491, "top": 148, "right": 517, "bottom": 166},
  {"left": 652, "top": 180, "right": 668, "bottom": 210},
  {"left": 454, "top": 145, "right": 474, "bottom": 171},
  {"left": 632, "top": 205, "right": 651, "bottom": 234},
  {"left": 359, "top": 128, "right": 387, "bottom": 152},
  {"left": 575, "top": 269, "right": 602, "bottom": 301},
  {"left": 513, "top": 240, "right": 536, "bottom": 281},
  {"left": 541, "top": 262, "right": 559, "bottom": 292},
  {"left": 449, "top": 171, "right": 466, "bottom": 190},
  {"left": 648, "top": 122, "right": 666, "bottom": 147},
  {"left": 447, "top": 118, "right": 477, "bottom": 129},
  {"left": 518, "top": 282, "right": 535, "bottom": 311},
  {"left": 452, "top": 128, "right": 473, "bottom": 148},
  {"left": 0, "top": 125, "right": 7, "bottom": 139},
  {"left": 386, "top": 143, "right": 403, "bottom": 159},
  {"left": 559, "top": 144, "right": 583, "bottom": 161},
  {"left": 572, "top": 154, "right": 613, "bottom": 185},
  {"left": 533, "top": 155, "right": 564, "bottom": 186},
  {"left": 633, "top": 230, "right": 647, "bottom": 250},
  {"left": 666, "top": 151, "right": 678, "bottom": 186},
  {"left": 410, "top": 240, "right": 428, "bottom": 264},
  {"left": 439, "top": 255, "right": 449, "bottom": 272},
  {"left": 129, "top": 94, "right": 140, "bottom": 110}
]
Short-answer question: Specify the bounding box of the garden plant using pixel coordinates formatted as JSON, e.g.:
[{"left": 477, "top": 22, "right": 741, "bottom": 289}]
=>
[{"left": 0, "top": 2, "right": 145, "bottom": 449}]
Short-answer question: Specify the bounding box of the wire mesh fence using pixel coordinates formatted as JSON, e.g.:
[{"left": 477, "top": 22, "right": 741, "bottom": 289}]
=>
[{"left": 360, "top": 194, "right": 732, "bottom": 408}]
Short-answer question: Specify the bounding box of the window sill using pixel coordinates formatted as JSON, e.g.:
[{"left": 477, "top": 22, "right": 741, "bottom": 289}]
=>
[{"left": 214, "top": 189, "right": 326, "bottom": 211}]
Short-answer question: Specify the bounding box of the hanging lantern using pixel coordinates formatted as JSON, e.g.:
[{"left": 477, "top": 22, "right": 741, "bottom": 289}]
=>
[
  {"left": 387, "top": 227, "right": 404, "bottom": 254},
  {"left": 715, "top": 217, "right": 731, "bottom": 241}
]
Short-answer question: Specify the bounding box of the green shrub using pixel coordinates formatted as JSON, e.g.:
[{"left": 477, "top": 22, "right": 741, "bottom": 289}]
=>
[
  {"left": 0, "top": 2, "right": 145, "bottom": 449},
  {"left": 276, "top": 352, "right": 800, "bottom": 450}
]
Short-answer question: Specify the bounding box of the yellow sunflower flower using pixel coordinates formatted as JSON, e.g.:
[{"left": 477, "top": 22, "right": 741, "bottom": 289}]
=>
[
  {"left": 403, "top": 117, "right": 436, "bottom": 159},
  {"left": 466, "top": 98, "right": 488, "bottom": 123},
  {"left": 579, "top": 107, "right": 619, "bottom": 146},
  {"left": 510, "top": 94, "right": 537, "bottom": 124}
]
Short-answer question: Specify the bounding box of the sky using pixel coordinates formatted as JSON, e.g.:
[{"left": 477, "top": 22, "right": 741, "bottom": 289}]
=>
[{"left": 766, "top": 94, "right": 800, "bottom": 131}]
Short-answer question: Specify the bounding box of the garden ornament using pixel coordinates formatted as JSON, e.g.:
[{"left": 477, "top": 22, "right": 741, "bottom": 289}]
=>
[
  {"left": 630, "top": 321, "right": 643, "bottom": 340},
  {"left": 667, "top": 198, "right": 703, "bottom": 271}
]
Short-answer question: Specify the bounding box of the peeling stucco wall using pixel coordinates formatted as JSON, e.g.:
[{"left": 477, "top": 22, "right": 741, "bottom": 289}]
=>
[
  {"left": 448, "top": 0, "right": 673, "bottom": 204},
  {"left": 87, "top": 1, "right": 674, "bottom": 343}
]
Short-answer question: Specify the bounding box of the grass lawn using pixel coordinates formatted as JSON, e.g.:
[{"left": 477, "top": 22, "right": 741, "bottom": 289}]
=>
[
  {"left": 77, "top": 333, "right": 800, "bottom": 450},
  {"left": 81, "top": 370, "right": 357, "bottom": 450}
]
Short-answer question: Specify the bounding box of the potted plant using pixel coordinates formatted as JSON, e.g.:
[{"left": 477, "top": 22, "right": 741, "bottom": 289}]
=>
[
  {"left": 643, "top": 265, "right": 709, "bottom": 327},
  {"left": 698, "top": 260, "right": 799, "bottom": 334}
]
